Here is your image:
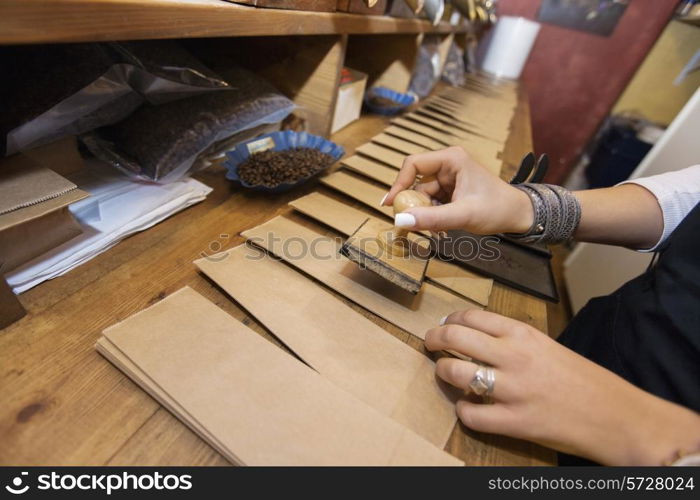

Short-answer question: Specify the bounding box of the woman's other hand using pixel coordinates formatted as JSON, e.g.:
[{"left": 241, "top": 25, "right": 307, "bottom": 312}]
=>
[{"left": 424, "top": 309, "right": 700, "bottom": 465}]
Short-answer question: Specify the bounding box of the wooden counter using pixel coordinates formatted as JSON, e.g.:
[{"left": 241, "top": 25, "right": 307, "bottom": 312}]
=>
[{"left": 0, "top": 85, "right": 556, "bottom": 466}]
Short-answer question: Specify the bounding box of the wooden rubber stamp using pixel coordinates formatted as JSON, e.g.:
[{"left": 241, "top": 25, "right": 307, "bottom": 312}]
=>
[
  {"left": 340, "top": 190, "right": 431, "bottom": 294},
  {"left": 377, "top": 190, "right": 431, "bottom": 256}
]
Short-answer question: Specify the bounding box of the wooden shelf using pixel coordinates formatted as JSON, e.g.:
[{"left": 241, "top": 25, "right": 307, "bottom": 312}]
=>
[{"left": 0, "top": 0, "right": 469, "bottom": 45}]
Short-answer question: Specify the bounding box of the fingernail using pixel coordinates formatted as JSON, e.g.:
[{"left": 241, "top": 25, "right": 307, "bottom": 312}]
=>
[
  {"left": 439, "top": 315, "right": 447, "bottom": 326},
  {"left": 379, "top": 193, "right": 388, "bottom": 206},
  {"left": 394, "top": 213, "right": 416, "bottom": 228}
]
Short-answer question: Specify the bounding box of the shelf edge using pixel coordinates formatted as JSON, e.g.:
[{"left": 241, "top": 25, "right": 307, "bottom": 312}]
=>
[{"left": 0, "top": 0, "right": 470, "bottom": 45}]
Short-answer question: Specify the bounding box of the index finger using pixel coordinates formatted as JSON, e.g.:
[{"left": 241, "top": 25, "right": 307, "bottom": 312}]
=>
[
  {"left": 441, "top": 309, "right": 526, "bottom": 338},
  {"left": 382, "top": 149, "right": 455, "bottom": 206}
]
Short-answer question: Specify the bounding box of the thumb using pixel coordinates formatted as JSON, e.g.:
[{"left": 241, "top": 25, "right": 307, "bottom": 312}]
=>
[{"left": 395, "top": 202, "right": 468, "bottom": 231}]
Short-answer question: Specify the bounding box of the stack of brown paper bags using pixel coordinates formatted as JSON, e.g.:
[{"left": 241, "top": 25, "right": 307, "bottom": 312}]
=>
[
  {"left": 341, "top": 155, "right": 398, "bottom": 186},
  {"left": 427, "top": 86, "right": 517, "bottom": 142},
  {"left": 196, "top": 244, "right": 458, "bottom": 447},
  {"left": 97, "top": 287, "right": 462, "bottom": 466},
  {"left": 383, "top": 125, "right": 448, "bottom": 151},
  {"left": 0, "top": 154, "right": 88, "bottom": 272},
  {"left": 355, "top": 143, "right": 406, "bottom": 169},
  {"left": 384, "top": 118, "right": 503, "bottom": 175},
  {"left": 371, "top": 133, "right": 428, "bottom": 156},
  {"left": 241, "top": 215, "right": 482, "bottom": 340}
]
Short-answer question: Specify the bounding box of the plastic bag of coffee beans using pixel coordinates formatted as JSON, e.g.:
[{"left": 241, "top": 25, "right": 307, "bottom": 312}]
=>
[
  {"left": 441, "top": 41, "right": 466, "bottom": 87},
  {"left": 408, "top": 35, "right": 442, "bottom": 99},
  {"left": 1, "top": 41, "right": 229, "bottom": 156},
  {"left": 82, "top": 67, "right": 295, "bottom": 182}
]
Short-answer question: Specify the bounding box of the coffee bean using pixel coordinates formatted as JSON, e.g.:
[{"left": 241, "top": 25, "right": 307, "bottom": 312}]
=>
[{"left": 237, "top": 147, "right": 335, "bottom": 188}]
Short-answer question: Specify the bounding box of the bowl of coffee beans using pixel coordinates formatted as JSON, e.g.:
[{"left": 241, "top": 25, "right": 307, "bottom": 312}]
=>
[
  {"left": 224, "top": 131, "right": 344, "bottom": 193},
  {"left": 363, "top": 86, "right": 416, "bottom": 116}
]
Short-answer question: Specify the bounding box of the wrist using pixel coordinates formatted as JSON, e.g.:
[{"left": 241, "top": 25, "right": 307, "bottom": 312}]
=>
[
  {"left": 507, "top": 187, "right": 535, "bottom": 234},
  {"left": 632, "top": 402, "right": 700, "bottom": 466},
  {"left": 562, "top": 370, "right": 700, "bottom": 465},
  {"left": 610, "top": 392, "right": 700, "bottom": 465}
]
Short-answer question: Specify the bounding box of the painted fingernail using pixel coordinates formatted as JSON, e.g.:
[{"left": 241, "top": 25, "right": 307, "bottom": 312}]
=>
[
  {"left": 439, "top": 315, "right": 447, "bottom": 326},
  {"left": 379, "top": 193, "right": 388, "bottom": 206},
  {"left": 394, "top": 213, "right": 416, "bottom": 228}
]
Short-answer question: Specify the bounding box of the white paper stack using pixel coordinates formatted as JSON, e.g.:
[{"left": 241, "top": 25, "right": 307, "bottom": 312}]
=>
[{"left": 6, "top": 160, "right": 212, "bottom": 293}]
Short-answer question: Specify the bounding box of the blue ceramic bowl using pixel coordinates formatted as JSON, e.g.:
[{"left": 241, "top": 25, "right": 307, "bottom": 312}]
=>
[
  {"left": 224, "top": 131, "right": 344, "bottom": 193},
  {"left": 363, "top": 86, "right": 417, "bottom": 116}
]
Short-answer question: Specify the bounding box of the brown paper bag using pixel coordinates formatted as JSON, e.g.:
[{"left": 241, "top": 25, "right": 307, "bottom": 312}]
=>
[{"left": 100, "top": 287, "right": 462, "bottom": 466}]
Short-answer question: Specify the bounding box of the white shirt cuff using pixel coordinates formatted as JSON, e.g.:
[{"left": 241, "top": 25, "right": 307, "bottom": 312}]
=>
[{"left": 618, "top": 164, "right": 700, "bottom": 252}]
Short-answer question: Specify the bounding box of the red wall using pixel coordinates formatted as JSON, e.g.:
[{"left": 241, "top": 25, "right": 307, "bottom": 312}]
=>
[{"left": 495, "top": 0, "right": 678, "bottom": 183}]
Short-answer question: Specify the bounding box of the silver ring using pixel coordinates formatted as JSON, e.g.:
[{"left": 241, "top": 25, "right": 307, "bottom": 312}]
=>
[{"left": 469, "top": 366, "right": 495, "bottom": 397}]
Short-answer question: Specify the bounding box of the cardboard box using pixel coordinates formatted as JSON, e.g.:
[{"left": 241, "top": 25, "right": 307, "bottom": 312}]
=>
[{"left": 331, "top": 67, "right": 368, "bottom": 134}]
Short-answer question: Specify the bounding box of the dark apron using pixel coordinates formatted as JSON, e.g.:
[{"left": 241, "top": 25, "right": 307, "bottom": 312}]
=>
[{"left": 557, "top": 201, "right": 700, "bottom": 464}]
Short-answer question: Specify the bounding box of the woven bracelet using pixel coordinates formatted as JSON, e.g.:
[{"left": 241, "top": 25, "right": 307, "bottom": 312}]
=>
[{"left": 506, "top": 183, "right": 581, "bottom": 244}]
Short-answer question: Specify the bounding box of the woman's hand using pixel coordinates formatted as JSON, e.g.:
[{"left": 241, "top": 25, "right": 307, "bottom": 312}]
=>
[
  {"left": 382, "top": 146, "right": 533, "bottom": 234},
  {"left": 425, "top": 309, "right": 700, "bottom": 465}
]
